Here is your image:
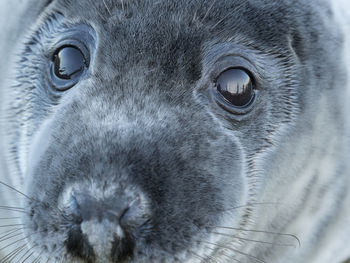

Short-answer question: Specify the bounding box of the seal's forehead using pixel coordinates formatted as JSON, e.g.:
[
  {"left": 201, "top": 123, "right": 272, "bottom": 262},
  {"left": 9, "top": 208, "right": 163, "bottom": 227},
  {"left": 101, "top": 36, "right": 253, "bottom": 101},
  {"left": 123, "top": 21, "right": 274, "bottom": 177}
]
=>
[
  {"left": 52, "top": 0, "right": 299, "bottom": 28},
  {"left": 50, "top": 0, "right": 331, "bottom": 50}
]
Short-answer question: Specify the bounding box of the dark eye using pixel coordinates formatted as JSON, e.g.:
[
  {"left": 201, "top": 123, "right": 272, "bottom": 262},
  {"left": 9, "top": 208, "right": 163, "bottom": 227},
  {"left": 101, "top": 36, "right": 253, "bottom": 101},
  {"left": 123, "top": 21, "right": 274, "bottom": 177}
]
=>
[
  {"left": 50, "top": 45, "right": 88, "bottom": 90},
  {"left": 215, "top": 68, "right": 255, "bottom": 108}
]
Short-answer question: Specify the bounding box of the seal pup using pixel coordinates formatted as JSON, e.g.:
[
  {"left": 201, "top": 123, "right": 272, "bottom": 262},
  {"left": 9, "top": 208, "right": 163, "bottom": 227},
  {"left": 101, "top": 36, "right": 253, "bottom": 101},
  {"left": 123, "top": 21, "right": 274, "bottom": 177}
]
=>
[{"left": 0, "top": 0, "right": 350, "bottom": 262}]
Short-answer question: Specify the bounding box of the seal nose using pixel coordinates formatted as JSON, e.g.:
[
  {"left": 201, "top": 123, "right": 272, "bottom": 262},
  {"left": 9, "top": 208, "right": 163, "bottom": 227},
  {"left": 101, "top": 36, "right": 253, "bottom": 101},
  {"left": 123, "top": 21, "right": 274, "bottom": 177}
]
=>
[
  {"left": 72, "top": 193, "right": 131, "bottom": 223},
  {"left": 65, "top": 190, "right": 146, "bottom": 262}
]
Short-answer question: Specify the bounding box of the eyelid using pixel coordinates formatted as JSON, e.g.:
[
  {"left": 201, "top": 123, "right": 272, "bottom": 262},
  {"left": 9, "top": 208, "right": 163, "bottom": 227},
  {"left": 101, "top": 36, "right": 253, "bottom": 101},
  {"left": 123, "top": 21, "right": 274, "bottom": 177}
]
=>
[
  {"left": 211, "top": 88, "right": 258, "bottom": 115},
  {"left": 44, "top": 24, "right": 97, "bottom": 60}
]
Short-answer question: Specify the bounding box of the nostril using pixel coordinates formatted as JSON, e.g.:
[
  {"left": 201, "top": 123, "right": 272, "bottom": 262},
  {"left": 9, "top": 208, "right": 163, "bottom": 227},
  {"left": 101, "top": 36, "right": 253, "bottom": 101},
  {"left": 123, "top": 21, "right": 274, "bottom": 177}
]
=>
[
  {"left": 118, "top": 206, "right": 131, "bottom": 225},
  {"left": 111, "top": 233, "right": 135, "bottom": 262},
  {"left": 119, "top": 198, "right": 143, "bottom": 230},
  {"left": 66, "top": 225, "right": 95, "bottom": 262}
]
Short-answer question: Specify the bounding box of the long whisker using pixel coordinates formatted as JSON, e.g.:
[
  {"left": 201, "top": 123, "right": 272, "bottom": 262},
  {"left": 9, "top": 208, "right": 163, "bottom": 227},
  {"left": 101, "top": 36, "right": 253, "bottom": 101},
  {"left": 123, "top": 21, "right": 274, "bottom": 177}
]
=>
[
  {"left": 205, "top": 246, "right": 242, "bottom": 263},
  {"left": 196, "top": 250, "right": 220, "bottom": 263},
  {"left": 0, "top": 236, "right": 28, "bottom": 252},
  {"left": 222, "top": 202, "right": 284, "bottom": 212},
  {"left": 102, "top": 0, "right": 112, "bottom": 16},
  {"left": 189, "top": 250, "right": 208, "bottom": 263},
  {"left": 198, "top": 240, "right": 267, "bottom": 263},
  {"left": 0, "top": 227, "right": 25, "bottom": 239},
  {"left": 0, "top": 210, "right": 26, "bottom": 214},
  {"left": 31, "top": 248, "right": 45, "bottom": 263},
  {"left": 0, "top": 217, "right": 21, "bottom": 220},
  {"left": 0, "top": 229, "right": 44, "bottom": 253},
  {"left": 20, "top": 245, "right": 38, "bottom": 263},
  {"left": 0, "top": 224, "right": 25, "bottom": 228},
  {"left": 0, "top": 207, "right": 27, "bottom": 214},
  {"left": 16, "top": 246, "right": 32, "bottom": 263},
  {"left": 211, "top": 13, "right": 231, "bottom": 30},
  {"left": 211, "top": 231, "right": 297, "bottom": 247},
  {"left": 0, "top": 206, "right": 24, "bottom": 210},
  {"left": 0, "top": 181, "right": 33, "bottom": 201},
  {"left": 209, "top": 226, "right": 301, "bottom": 247},
  {"left": 201, "top": 0, "right": 217, "bottom": 23},
  {"left": 0, "top": 206, "right": 25, "bottom": 213},
  {"left": 0, "top": 243, "right": 27, "bottom": 263},
  {"left": 0, "top": 230, "right": 25, "bottom": 243}
]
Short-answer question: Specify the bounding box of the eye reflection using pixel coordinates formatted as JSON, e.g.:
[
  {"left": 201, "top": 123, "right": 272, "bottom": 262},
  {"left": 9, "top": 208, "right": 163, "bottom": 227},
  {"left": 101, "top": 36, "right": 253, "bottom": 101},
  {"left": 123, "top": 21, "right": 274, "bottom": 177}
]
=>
[
  {"left": 50, "top": 45, "right": 88, "bottom": 91},
  {"left": 53, "top": 46, "right": 86, "bottom": 80},
  {"left": 216, "top": 68, "right": 254, "bottom": 107}
]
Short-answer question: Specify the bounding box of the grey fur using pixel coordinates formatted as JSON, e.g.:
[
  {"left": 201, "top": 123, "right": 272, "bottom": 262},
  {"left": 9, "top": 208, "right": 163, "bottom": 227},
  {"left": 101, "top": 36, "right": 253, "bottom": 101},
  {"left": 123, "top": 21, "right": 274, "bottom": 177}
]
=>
[{"left": 0, "top": 0, "right": 350, "bottom": 262}]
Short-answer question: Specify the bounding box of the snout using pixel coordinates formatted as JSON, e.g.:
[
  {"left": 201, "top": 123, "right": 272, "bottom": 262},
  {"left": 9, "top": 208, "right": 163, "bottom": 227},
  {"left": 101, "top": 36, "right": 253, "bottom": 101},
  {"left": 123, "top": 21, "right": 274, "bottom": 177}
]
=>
[
  {"left": 23, "top": 91, "right": 244, "bottom": 263},
  {"left": 59, "top": 181, "right": 150, "bottom": 262}
]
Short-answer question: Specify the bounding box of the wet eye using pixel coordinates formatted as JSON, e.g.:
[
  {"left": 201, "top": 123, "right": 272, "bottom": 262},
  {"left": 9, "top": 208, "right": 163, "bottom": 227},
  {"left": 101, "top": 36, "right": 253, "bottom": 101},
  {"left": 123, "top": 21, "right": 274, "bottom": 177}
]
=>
[
  {"left": 215, "top": 68, "right": 255, "bottom": 108},
  {"left": 50, "top": 45, "right": 88, "bottom": 91},
  {"left": 54, "top": 46, "right": 85, "bottom": 80}
]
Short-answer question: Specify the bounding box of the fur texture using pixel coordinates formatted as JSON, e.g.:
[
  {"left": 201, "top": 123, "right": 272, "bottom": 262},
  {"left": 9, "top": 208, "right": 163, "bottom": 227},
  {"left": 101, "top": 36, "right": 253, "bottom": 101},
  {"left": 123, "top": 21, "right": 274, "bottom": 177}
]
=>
[{"left": 0, "top": 0, "right": 350, "bottom": 262}]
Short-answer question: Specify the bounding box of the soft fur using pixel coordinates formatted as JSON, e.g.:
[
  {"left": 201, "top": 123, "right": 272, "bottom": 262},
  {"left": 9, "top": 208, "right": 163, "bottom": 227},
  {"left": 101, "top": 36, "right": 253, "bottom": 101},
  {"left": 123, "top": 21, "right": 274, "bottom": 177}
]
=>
[{"left": 0, "top": 0, "right": 350, "bottom": 262}]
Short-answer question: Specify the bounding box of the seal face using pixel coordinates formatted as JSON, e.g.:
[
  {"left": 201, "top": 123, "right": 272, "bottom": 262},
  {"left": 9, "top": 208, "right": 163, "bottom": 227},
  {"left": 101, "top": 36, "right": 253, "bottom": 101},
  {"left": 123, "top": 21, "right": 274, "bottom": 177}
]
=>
[{"left": 1, "top": 0, "right": 350, "bottom": 262}]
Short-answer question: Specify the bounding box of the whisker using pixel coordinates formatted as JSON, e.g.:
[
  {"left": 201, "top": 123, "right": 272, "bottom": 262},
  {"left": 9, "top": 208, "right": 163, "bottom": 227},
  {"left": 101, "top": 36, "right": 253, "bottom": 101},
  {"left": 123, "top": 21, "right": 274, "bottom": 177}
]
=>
[
  {"left": 0, "top": 229, "right": 44, "bottom": 253},
  {"left": 31, "top": 248, "right": 44, "bottom": 263},
  {"left": 222, "top": 202, "right": 283, "bottom": 212},
  {"left": 198, "top": 240, "right": 267, "bottom": 263},
  {"left": 189, "top": 250, "right": 207, "bottom": 263},
  {"left": 21, "top": 245, "right": 38, "bottom": 263},
  {"left": 121, "top": 0, "right": 125, "bottom": 11},
  {"left": 0, "top": 230, "right": 25, "bottom": 243},
  {"left": 0, "top": 181, "right": 33, "bottom": 201},
  {"left": 210, "top": 226, "right": 301, "bottom": 247},
  {"left": 16, "top": 247, "right": 32, "bottom": 263},
  {"left": 205, "top": 246, "right": 242, "bottom": 263},
  {"left": 0, "top": 206, "right": 24, "bottom": 210},
  {"left": 0, "top": 236, "right": 27, "bottom": 252},
  {"left": 0, "top": 224, "right": 25, "bottom": 228},
  {"left": 0, "top": 207, "right": 27, "bottom": 214},
  {"left": 0, "top": 217, "right": 21, "bottom": 220},
  {"left": 0, "top": 206, "right": 25, "bottom": 213},
  {"left": 102, "top": 0, "right": 112, "bottom": 16},
  {"left": 0, "top": 243, "right": 27, "bottom": 263},
  {"left": 211, "top": 231, "right": 297, "bottom": 247},
  {"left": 0, "top": 227, "right": 24, "bottom": 239},
  {"left": 211, "top": 13, "right": 231, "bottom": 30},
  {"left": 194, "top": 249, "right": 220, "bottom": 263},
  {"left": 201, "top": 0, "right": 217, "bottom": 23}
]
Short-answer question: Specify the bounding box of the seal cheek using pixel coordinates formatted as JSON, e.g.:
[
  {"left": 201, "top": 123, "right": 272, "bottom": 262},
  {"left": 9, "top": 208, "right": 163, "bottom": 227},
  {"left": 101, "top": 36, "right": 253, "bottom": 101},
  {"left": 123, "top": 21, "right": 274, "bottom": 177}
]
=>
[{"left": 24, "top": 118, "right": 55, "bottom": 197}]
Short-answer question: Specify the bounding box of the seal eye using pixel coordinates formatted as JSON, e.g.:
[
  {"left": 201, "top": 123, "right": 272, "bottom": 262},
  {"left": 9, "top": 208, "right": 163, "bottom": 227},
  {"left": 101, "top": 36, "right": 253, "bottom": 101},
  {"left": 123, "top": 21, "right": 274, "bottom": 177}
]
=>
[
  {"left": 215, "top": 68, "right": 255, "bottom": 107},
  {"left": 54, "top": 46, "right": 85, "bottom": 80},
  {"left": 50, "top": 45, "right": 88, "bottom": 90}
]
